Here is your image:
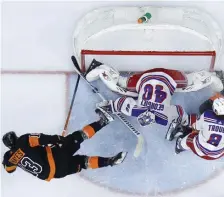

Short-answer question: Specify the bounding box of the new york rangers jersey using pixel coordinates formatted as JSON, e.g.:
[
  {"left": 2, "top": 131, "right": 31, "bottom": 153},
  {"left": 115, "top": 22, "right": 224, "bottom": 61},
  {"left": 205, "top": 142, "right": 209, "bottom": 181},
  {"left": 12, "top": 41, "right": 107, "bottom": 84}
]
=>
[
  {"left": 136, "top": 71, "right": 177, "bottom": 106},
  {"left": 112, "top": 71, "right": 188, "bottom": 126},
  {"left": 191, "top": 110, "right": 224, "bottom": 159}
]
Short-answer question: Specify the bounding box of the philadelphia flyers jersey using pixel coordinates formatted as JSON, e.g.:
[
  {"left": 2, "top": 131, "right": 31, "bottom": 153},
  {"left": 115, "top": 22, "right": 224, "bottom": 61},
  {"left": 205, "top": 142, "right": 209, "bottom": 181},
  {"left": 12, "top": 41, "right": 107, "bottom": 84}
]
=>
[{"left": 3, "top": 133, "right": 59, "bottom": 181}]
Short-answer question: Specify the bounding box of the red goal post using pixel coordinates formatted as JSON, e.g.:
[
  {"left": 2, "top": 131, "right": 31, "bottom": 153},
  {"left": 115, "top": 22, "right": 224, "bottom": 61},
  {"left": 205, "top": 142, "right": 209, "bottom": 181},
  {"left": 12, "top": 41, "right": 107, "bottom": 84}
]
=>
[
  {"left": 73, "top": 6, "right": 223, "bottom": 72},
  {"left": 81, "top": 50, "right": 216, "bottom": 72}
]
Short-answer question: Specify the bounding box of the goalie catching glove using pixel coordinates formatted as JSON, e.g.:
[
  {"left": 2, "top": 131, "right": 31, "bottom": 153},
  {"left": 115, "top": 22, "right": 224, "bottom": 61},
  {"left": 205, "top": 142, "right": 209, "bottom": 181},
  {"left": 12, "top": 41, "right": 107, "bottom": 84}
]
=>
[{"left": 86, "top": 64, "right": 138, "bottom": 97}]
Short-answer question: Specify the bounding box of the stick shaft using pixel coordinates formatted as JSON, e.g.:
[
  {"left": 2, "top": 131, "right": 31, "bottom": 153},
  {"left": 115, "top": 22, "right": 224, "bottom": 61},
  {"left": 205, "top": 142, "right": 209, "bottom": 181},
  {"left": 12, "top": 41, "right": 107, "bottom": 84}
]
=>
[
  {"left": 71, "top": 56, "right": 143, "bottom": 157},
  {"left": 62, "top": 75, "right": 80, "bottom": 136}
]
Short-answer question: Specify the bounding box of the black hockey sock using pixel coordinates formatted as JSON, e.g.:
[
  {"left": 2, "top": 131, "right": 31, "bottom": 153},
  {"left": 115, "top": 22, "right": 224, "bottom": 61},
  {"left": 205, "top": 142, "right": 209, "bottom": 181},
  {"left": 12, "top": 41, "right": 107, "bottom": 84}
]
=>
[
  {"left": 86, "top": 156, "right": 110, "bottom": 169},
  {"left": 98, "top": 157, "right": 110, "bottom": 167},
  {"left": 181, "top": 126, "right": 193, "bottom": 138},
  {"left": 88, "top": 121, "right": 104, "bottom": 132},
  {"left": 70, "top": 131, "right": 84, "bottom": 143}
]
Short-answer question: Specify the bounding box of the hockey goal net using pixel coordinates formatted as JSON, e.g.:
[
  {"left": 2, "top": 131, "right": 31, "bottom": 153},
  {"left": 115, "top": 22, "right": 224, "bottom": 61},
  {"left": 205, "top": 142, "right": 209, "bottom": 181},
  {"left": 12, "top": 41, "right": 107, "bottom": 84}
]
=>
[{"left": 73, "top": 6, "right": 223, "bottom": 72}]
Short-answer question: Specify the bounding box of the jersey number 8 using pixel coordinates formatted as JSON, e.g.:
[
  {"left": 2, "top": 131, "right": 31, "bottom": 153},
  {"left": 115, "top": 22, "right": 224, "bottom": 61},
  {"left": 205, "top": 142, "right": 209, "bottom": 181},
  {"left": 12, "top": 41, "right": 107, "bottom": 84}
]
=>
[{"left": 207, "top": 134, "right": 222, "bottom": 147}]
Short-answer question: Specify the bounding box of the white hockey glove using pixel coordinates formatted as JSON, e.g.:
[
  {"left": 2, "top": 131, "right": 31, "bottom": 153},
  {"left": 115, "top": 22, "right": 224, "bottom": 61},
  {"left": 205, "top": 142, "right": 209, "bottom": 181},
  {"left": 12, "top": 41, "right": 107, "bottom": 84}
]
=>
[
  {"left": 137, "top": 110, "right": 155, "bottom": 127},
  {"left": 176, "top": 70, "right": 223, "bottom": 92},
  {"left": 86, "top": 64, "right": 138, "bottom": 97}
]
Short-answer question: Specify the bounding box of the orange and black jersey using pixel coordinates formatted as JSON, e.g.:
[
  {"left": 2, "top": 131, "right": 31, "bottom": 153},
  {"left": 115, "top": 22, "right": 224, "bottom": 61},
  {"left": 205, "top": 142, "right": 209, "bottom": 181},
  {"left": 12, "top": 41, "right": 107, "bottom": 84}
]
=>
[{"left": 3, "top": 133, "right": 61, "bottom": 181}]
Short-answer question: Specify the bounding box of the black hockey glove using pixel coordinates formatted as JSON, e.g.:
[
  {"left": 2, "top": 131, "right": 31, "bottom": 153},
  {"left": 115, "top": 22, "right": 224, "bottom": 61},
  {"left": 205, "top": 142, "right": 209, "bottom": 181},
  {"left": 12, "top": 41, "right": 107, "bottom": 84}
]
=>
[
  {"left": 199, "top": 99, "right": 213, "bottom": 114},
  {"left": 51, "top": 135, "right": 67, "bottom": 147},
  {"left": 2, "top": 150, "right": 17, "bottom": 173}
]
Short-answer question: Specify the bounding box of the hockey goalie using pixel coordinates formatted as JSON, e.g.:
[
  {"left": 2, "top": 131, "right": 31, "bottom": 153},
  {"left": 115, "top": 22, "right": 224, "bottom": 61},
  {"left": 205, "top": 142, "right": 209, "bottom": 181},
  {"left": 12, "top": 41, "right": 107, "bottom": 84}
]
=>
[
  {"left": 85, "top": 60, "right": 224, "bottom": 130},
  {"left": 166, "top": 92, "right": 224, "bottom": 160}
]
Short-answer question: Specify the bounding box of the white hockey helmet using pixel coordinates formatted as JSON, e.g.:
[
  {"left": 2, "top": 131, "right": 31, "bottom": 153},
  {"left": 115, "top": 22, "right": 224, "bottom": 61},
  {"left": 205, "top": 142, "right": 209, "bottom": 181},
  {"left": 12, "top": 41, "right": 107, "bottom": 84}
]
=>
[{"left": 212, "top": 97, "right": 224, "bottom": 115}]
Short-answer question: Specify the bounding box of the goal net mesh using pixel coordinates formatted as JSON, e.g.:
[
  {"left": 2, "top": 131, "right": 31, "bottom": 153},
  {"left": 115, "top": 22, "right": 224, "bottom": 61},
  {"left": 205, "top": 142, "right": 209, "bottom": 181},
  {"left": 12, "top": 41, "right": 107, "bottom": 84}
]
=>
[{"left": 73, "top": 6, "right": 223, "bottom": 72}]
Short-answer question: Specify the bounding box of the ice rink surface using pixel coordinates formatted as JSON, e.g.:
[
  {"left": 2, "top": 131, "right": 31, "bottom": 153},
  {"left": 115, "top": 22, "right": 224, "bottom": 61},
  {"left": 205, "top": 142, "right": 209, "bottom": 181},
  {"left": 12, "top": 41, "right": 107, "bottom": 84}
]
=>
[
  {"left": 69, "top": 75, "right": 224, "bottom": 195},
  {"left": 2, "top": 73, "right": 224, "bottom": 197},
  {"left": 1, "top": 1, "right": 224, "bottom": 197}
]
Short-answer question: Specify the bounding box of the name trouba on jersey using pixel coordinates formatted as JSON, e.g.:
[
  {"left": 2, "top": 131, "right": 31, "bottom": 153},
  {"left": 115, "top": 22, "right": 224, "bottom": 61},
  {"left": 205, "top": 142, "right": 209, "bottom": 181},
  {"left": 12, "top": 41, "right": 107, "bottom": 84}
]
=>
[{"left": 208, "top": 124, "right": 224, "bottom": 133}]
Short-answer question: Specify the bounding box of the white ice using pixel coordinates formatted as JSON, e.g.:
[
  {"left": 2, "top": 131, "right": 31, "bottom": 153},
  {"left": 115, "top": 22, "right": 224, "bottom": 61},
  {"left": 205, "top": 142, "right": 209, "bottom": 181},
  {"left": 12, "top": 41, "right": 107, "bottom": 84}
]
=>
[
  {"left": 1, "top": 2, "right": 224, "bottom": 197},
  {"left": 2, "top": 73, "right": 224, "bottom": 197}
]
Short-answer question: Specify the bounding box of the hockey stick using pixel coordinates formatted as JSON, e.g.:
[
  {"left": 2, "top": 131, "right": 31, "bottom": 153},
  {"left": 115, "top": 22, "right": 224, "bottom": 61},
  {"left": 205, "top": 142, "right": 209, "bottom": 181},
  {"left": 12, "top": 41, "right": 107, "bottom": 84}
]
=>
[
  {"left": 71, "top": 56, "right": 143, "bottom": 157},
  {"left": 62, "top": 75, "right": 80, "bottom": 136}
]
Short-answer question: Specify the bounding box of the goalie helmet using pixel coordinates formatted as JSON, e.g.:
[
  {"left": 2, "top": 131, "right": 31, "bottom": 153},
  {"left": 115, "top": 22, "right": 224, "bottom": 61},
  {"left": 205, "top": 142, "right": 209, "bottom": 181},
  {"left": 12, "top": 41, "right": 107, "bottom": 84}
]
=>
[
  {"left": 212, "top": 97, "right": 224, "bottom": 115},
  {"left": 2, "top": 131, "right": 18, "bottom": 149}
]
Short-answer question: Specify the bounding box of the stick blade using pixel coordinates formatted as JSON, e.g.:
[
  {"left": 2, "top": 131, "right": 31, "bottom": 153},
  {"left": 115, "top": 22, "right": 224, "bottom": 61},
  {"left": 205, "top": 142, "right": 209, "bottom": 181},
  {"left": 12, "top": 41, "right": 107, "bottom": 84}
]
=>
[
  {"left": 71, "top": 56, "right": 81, "bottom": 72},
  {"left": 134, "top": 135, "right": 144, "bottom": 158}
]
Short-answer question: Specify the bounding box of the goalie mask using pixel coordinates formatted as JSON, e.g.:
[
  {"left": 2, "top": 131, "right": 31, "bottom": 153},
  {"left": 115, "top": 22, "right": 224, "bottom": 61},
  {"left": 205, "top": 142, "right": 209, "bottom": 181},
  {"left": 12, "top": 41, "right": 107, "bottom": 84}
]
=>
[{"left": 212, "top": 97, "right": 224, "bottom": 115}]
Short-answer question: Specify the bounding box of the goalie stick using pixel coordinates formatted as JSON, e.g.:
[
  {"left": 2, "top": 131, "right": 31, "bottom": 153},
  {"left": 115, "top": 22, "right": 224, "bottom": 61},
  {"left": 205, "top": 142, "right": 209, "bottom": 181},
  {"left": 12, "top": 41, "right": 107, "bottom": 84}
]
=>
[{"left": 71, "top": 56, "right": 144, "bottom": 158}]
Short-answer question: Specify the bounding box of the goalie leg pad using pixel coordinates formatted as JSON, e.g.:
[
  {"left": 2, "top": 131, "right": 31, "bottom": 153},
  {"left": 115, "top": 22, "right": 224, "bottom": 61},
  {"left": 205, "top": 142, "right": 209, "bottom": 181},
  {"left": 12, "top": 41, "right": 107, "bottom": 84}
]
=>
[
  {"left": 114, "top": 97, "right": 138, "bottom": 116},
  {"left": 86, "top": 64, "right": 120, "bottom": 82}
]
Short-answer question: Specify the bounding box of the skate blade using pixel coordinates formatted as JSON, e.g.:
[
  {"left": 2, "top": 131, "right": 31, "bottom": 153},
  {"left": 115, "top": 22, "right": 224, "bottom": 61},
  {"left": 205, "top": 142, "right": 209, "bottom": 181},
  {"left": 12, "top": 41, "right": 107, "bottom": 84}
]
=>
[
  {"left": 165, "top": 120, "right": 177, "bottom": 141},
  {"left": 96, "top": 107, "right": 114, "bottom": 122},
  {"left": 165, "top": 128, "right": 173, "bottom": 141},
  {"left": 115, "top": 152, "right": 128, "bottom": 165}
]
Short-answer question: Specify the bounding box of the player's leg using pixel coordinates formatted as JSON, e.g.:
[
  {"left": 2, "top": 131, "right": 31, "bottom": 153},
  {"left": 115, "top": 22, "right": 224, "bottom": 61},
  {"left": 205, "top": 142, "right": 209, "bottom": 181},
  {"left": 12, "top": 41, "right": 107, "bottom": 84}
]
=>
[
  {"left": 175, "top": 127, "right": 193, "bottom": 153},
  {"left": 98, "top": 97, "right": 169, "bottom": 126},
  {"left": 63, "top": 108, "right": 114, "bottom": 155},
  {"left": 165, "top": 105, "right": 189, "bottom": 140},
  {"left": 56, "top": 152, "right": 128, "bottom": 178},
  {"left": 97, "top": 97, "right": 148, "bottom": 117},
  {"left": 174, "top": 131, "right": 224, "bottom": 160}
]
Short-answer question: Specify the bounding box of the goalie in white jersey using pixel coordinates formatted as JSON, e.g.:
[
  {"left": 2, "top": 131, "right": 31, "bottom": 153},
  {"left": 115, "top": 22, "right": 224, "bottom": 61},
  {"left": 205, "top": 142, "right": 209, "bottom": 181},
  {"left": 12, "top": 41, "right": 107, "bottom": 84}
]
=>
[
  {"left": 166, "top": 92, "right": 224, "bottom": 160},
  {"left": 86, "top": 62, "right": 191, "bottom": 129},
  {"left": 85, "top": 59, "right": 223, "bottom": 136}
]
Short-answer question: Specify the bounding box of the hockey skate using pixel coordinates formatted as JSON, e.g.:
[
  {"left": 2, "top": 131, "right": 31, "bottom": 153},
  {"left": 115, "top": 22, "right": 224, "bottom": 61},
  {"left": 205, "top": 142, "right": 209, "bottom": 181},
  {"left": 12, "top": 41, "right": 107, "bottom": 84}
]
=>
[
  {"left": 165, "top": 120, "right": 183, "bottom": 141},
  {"left": 95, "top": 106, "right": 114, "bottom": 126},
  {"left": 96, "top": 100, "right": 116, "bottom": 114},
  {"left": 175, "top": 136, "right": 186, "bottom": 154},
  {"left": 109, "top": 152, "right": 128, "bottom": 166}
]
